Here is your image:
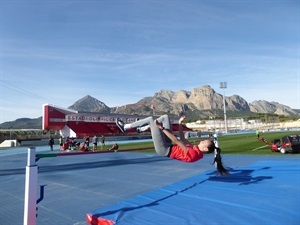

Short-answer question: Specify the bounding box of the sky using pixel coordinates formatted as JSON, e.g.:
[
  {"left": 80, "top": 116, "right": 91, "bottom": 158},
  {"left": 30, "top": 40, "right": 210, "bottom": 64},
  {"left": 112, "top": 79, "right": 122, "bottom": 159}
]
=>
[{"left": 0, "top": 0, "right": 299, "bottom": 123}]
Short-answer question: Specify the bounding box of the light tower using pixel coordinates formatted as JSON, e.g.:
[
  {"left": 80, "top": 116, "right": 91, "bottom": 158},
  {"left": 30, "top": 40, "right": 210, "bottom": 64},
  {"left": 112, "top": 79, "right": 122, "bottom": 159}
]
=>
[{"left": 220, "top": 82, "right": 228, "bottom": 133}]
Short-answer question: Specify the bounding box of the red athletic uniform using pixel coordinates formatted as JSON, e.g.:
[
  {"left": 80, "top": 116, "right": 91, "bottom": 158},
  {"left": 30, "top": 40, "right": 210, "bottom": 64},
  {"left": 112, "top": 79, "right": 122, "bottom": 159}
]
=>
[{"left": 169, "top": 144, "right": 203, "bottom": 162}]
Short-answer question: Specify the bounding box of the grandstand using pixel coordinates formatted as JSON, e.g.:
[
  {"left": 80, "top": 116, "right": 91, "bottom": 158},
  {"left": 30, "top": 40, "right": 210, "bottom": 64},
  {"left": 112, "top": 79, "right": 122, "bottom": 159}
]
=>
[{"left": 42, "top": 104, "right": 191, "bottom": 138}]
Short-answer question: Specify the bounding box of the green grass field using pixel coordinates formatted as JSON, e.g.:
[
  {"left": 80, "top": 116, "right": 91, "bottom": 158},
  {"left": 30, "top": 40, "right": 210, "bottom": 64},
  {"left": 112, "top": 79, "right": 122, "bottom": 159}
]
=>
[
  {"left": 115, "top": 131, "right": 300, "bottom": 155},
  {"left": 216, "top": 131, "right": 299, "bottom": 155}
]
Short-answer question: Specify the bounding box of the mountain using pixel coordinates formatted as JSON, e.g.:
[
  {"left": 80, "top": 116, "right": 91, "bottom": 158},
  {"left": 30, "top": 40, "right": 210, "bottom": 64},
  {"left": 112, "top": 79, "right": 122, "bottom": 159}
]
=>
[
  {"left": 65, "top": 86, "right": 298, "bottom": 119},
  {"left": 1, "top": 86, "right": 299, "bottom": 129},
  {"left": 249, "top": 100, "right": 299, "bottom": 116},
  {"left": 0, "top": 117, "right": 42, "bottom": 129},
  {"left": 110, "top": 86, "right": 252, "bottom": 119},
  {"left": 68, "top": 95, "right": 111, "bottom": 113}
]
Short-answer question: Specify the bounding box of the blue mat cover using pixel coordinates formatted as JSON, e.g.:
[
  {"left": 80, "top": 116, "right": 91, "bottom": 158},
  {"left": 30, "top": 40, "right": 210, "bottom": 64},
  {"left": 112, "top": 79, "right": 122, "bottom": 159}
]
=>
[{"left": 87, "top": 161, "right": 300, "bottom": 225}]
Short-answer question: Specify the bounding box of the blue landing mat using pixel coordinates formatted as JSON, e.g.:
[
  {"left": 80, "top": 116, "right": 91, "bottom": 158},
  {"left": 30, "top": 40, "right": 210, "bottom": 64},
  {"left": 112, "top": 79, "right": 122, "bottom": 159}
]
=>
[{"left": 87, "top": 160, "right": 300, "bottom": 225}]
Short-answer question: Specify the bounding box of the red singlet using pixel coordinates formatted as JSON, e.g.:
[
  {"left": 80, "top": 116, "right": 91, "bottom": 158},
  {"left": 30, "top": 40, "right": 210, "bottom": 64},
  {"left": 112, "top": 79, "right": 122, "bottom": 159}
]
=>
[{"left": 169, "top": 144, "right": 203, "bottom": 162}]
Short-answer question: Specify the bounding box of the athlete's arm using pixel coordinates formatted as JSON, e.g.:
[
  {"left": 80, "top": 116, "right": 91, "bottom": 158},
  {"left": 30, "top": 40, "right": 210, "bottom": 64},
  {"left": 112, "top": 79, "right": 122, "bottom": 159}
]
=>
[
  {"left": 178, "top": 115, "right": 193, "bottom": 145},
  {"left": 162, "top": 129, "right": 188, "bottom": 152},
  {"left": 155, "top": 119, "right": 188, "bottom": 152}
]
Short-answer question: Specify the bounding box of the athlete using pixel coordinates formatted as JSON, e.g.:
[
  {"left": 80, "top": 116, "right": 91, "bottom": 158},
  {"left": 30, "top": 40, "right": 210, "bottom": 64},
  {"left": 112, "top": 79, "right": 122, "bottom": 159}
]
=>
[
  {"left": 108, "top": 143, "right": 119, "bottom": 151},
  {"left": 116, "top": 114, "right": 228, "bottom": 175}
]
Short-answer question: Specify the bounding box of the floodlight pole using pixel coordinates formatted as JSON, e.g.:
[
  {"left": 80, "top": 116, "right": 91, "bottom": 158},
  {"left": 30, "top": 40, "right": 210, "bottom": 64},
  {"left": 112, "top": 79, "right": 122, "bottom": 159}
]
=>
[{"left": 220, "top": 82, "right": 228, "bottom": 133}]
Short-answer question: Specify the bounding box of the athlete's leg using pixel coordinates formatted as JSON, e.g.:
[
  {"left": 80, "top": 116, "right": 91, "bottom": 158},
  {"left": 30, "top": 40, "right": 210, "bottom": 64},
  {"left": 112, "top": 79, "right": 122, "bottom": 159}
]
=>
[
  {"left": 124, "top": 116, "right": 153, "bottom": 129},
  {"left": 127, "top": 115, "right": 173, "bottom": 150},
  {"left": 155, "top": 114, "right": 172, "bottom": 145},
  {"left": 116, "top": 116, "right": 171, "bottom": 156},
  {"left": 147, "top": 117, "right": 171, "bottom": 156}
]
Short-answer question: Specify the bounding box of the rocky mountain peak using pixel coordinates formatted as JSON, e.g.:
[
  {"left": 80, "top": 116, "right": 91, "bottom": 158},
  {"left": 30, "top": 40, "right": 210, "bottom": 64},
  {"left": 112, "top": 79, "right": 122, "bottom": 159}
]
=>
[
  {"left": 67, "top": 88, "right": 299, "bottom": 118},
  {"left": 68, "top": 95, "right": 110, "bottom": 113},
  {"left": 249, "top": 100, "right": 297, "bottom": 116}
]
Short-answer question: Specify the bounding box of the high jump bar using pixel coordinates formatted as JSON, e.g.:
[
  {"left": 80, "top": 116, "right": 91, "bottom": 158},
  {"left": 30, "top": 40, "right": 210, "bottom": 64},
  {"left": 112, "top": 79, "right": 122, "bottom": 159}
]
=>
[{"left": 35, "top": 147, "right": 154, "bottom": 161}]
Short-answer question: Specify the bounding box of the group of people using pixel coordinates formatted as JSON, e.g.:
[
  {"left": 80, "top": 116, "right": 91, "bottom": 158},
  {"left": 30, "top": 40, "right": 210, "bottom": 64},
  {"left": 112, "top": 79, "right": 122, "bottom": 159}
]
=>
[
  {"left": 92, "top": 135, "right": 106, "bottom": 151},
  {"left": 49, "top": 134, "right": 108, "bottom": 152},
  {"left": 57, "top": 136, "right": 79, "bottom": 151}
]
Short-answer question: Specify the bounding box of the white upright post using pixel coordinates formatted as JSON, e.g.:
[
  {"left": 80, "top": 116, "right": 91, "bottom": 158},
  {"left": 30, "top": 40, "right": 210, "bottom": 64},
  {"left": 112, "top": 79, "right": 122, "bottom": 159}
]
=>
[{"left": 23, "top": 147, "right": 37, "bottom": 225}]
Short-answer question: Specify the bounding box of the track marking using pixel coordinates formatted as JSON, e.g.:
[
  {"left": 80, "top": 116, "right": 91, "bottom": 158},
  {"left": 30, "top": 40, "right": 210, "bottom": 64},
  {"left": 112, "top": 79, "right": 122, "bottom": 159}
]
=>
[{"left": 252, "top": 145, "right": 269, "bottom": 151}]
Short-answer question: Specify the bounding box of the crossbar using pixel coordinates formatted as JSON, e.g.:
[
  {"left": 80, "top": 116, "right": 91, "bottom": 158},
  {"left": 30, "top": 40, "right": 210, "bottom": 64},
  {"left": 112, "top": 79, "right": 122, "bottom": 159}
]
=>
[{"left": 35, "top": 147, "right": 154, "bottom": 161}]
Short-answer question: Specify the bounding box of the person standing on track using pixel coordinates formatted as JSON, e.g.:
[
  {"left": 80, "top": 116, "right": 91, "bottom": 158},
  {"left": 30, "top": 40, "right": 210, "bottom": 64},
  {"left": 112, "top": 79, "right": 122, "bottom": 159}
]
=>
[
  {"left": 92, "top": 135, "right": 98, "bottom": 152},
  {"left": 48, "top": 136, "right": 54, "bottom": 151},
  {"left": 100, "top": 135, "right": 105, "bottom": 150},
  {"left": 256, "top": 129, "right": 260, "bottom": 139}
]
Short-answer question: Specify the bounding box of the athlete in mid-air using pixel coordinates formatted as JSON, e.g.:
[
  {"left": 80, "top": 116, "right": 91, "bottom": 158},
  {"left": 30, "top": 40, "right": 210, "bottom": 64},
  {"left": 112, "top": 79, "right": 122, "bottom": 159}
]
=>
[{"left": 116, "top": 114, "right": 228, "bottom": 175}]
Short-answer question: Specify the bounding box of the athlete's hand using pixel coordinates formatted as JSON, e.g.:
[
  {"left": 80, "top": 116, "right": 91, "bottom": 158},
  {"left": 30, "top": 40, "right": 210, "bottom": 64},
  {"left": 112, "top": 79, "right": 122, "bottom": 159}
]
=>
[
  {"left": 155, "top": 120, "right": 164, "bottom": 130},
  {"left": 178, "top": 115, "right": 186, "bottom": 124}
]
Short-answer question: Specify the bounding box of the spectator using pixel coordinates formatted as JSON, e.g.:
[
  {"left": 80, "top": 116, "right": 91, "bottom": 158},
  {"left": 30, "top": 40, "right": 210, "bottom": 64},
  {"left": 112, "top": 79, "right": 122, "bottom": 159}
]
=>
[
  {"left": 48, "top": 136, "right": 54, "bottom": 151},
  {"left": 58, "top": 136, "right": 63, "bottom": 150},
  {"left": 108, "top": 143, "right": 119, "bottom": 151},
  {"left": 70, "top": 137, "right": 76, "bottom": 150},
  {"left": 79, "top": 142, "right": 88, "bottom": 151},
  {"left": 62, "top": 139, "right": 70, "bottom": 151},
  {"left": 92, "top": 135, "right": 98, "bottom": 151},
  {"left": 100, "top": 135, "right": 105, "bottom": 150},
  {"left": 84, "top": 135, "right": 90, "bottom": 150},
  {"left": 256, "top": 129, "right": 260, "bottom": 139}
]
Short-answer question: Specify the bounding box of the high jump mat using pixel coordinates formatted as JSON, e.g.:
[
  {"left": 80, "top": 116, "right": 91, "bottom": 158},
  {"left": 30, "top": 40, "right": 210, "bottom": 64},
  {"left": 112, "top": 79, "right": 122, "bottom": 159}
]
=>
[{"left": 86, "top": 160, "right": 300, "bottom": 225}]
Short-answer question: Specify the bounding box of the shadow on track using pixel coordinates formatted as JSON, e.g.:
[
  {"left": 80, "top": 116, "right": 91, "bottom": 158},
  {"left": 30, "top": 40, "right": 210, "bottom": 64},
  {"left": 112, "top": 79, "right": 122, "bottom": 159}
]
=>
[{"left": 0, "top": 156, "right": 170, "bottom": 176}]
